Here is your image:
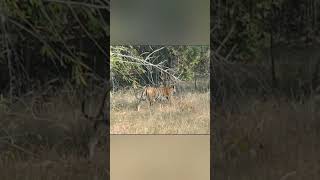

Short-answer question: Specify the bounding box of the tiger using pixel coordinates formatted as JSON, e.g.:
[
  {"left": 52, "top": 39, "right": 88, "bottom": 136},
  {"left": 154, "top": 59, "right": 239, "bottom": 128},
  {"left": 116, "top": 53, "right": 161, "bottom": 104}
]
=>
[{"left": 136, "top": 85, "right": 176, "bottom": 111}]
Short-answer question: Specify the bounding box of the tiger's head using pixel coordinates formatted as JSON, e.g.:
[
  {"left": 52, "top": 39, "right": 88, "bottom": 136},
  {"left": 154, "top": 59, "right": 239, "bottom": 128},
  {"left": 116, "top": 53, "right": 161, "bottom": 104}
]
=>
[{"left": 160, "top": 85, "right": 176, "bottom": 98}]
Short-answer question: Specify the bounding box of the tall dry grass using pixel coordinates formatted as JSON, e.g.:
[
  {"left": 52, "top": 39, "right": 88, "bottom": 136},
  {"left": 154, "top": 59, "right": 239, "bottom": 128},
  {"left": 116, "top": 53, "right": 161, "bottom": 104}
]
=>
[
  {"left": 0, "top": 85, "right": 108, "bottom": 179},
  {"left": 214, "top": 95, "right": 320, "bottom": 180},
  {"left": 111, "top": 86, "right": 210, "bottom": 134}
]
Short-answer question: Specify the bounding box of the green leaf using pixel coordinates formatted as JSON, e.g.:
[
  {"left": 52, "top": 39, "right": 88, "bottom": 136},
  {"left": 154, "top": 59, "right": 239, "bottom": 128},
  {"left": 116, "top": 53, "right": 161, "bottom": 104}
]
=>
[{"left": 40, "top": 44, "right": 54, "bottom": 59}]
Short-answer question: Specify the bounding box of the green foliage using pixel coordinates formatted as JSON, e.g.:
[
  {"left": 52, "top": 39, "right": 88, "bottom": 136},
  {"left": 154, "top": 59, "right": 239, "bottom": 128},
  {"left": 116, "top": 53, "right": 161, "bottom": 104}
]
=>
[
  {"left": 169, "top": 46, "right": 209, "bottom": 80},
  {"left": 214, "top": 0, "right": 320, "bottom": 62},
  {"left": 72, "top": 64, "right": 87, "bottom": 86},
  {"left": 40, "top": 44, "right": 54, "bottom": 59},
  {"left": 111, "top": 46, "right": 145, "bottom": 85},
  {"left": 111, "top": 46, "right": 209, "bottom": 85},
  {"left": 1, "top": 1, "right": 107, "bottom": 87}
]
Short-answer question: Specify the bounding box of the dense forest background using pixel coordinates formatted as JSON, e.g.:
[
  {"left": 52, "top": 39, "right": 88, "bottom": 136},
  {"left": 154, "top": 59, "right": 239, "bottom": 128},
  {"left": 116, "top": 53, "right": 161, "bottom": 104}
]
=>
[
  {"left": 0, "top": 0, "right": 109, "bottom": 102},
  {"left": 213, "top": 0, "right": 320, "bottom": 59},
  {"left": 110, "top": 45, "right": 210, "bottom": 90},
  {"left": 212, "top": 0, "right": 320, "bottom": 103}
]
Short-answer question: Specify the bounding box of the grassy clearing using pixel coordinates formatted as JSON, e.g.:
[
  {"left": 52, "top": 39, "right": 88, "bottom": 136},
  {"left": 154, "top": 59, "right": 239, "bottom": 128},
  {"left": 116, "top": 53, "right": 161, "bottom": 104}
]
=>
[
  {"left": 214, "top": 96, "right": 320, "bottom": 179},
  {"left": 111, "top": 88, "right": 210, "bottom": 134},
  {"left": 0, "top": 86, "right": 108, "bottom": 179}
]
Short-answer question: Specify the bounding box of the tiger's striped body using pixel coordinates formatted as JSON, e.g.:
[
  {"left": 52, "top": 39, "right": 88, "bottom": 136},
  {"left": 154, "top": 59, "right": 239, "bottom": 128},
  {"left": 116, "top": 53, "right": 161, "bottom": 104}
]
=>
[{"left": 137, "top": 85, "right": 176, "bottom": 111}]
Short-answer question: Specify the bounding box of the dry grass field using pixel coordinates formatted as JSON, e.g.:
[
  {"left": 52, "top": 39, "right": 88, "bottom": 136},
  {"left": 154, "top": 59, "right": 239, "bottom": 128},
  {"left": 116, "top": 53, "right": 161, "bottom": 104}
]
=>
[
  {"left": 0, "top": 86, "right": 108, "bottom": 179},
  {"left": 214, "top": 95, "right": 320, "bottom": 179},
  {"left": 110, "top": 84, "right": 210, "bottom": 134}
]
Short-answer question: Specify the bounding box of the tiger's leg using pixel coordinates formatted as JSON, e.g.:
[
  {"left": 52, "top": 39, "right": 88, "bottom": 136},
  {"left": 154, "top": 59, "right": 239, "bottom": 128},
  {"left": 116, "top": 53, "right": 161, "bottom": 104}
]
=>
[
  {"left": 161, "top": 103, "right": 165, "bottom": 110},
  {"left": 159, "top": 95, "right": 167, "bottom": 110},
  {"left": 159, "top": 101, "right": 163, "bottom": 110},
  {"left": 146, "top": 96, "right": 152, "bottom": 110}
]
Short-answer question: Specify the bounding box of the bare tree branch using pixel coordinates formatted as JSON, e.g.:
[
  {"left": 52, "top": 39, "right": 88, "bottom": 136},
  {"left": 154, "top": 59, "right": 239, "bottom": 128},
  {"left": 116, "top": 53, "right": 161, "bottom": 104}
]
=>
[
  {"left": 111, "top": 47, "right": 181, "bottom": 82},
  {"left": 145, "top": 47, "right": 165, "bottom": 61}
]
